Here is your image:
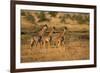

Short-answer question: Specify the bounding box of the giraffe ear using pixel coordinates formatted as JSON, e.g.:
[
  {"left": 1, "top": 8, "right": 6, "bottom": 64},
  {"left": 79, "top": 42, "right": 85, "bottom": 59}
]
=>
[
  {"left": 46, "top": 25, "right": 48, "bottom": 28},
  {"left": 64, "top": 27, "right": 67, "bottom": 30},
  {"left": 43, "top": 24, "right": 48, "bottom": 28},
  {"left": 53, "top": 26, "right": 56, "bottom": 29}
]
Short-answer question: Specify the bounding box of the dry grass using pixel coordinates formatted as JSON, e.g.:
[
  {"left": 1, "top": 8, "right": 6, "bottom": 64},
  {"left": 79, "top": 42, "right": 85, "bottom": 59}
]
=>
[
  {"left": 21, "top": 33, "right": 89, "bottom": 63},
  {"left": 21, "top": 10, "right": 89, "bottom": 63}
]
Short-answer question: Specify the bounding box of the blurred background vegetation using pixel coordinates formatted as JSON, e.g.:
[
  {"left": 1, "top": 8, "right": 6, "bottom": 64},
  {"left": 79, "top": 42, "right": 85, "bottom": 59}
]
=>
[
  {"left": 21, "top": 10, "right": 89, "bottom": 25},
  {"left": 21, "top": 10, "right": 89, "bottom": 35}
]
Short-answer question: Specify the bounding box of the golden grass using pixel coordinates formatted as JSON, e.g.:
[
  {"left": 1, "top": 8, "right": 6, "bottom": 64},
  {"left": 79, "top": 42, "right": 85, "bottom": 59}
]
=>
[
  {"left": 21, "top": 39, "right": 89, "bottom": 63},
  {"left": 20, "top": 10, "right": 89, "bottom": 63}
]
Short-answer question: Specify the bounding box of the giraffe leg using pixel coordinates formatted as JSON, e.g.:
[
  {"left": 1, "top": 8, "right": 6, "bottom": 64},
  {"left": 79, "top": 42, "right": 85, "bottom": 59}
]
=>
[
  {"left": 40, "top": 40, "right": 43, "bottom": 48},
  {"left": 45, "top": 39, "right": 50, "bottom": 49},
  {"left": 42, "top": 41, "right": 45, "bottom": 48},
  {"left": 48, "top": 41, "right": 50, "bottom": 48},
  {"left": 47, "top": 41, "right": 50, "bottom": 49},
  {"left": 30, "top": 42, "right": 33, "bottom": 48},
  {"left": 30, "top": 39, "right": 34, "bottom": 48},
  {"left": 55, "top": 40, "right": 58, "bottom": 48},
  {"left": 58, "top": 40, "right": 61, "bottom": 47}
]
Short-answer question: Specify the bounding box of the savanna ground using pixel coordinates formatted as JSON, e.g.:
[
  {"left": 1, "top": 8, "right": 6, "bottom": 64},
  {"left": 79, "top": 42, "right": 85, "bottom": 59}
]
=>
[{"left": 21, "top": 10, "right": 90, "bottom": 63}]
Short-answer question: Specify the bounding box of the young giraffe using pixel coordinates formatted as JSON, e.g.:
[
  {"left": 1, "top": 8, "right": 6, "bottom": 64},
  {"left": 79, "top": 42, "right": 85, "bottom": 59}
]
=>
[
  {"left": 41, "top": 27, "right": 55, "bottom": 48},
  {"left": 52, "top": 27, "right": 67, "bottom": 47},
  {"left": 30, "top": 25, "right": 48, "bottom": 48}
]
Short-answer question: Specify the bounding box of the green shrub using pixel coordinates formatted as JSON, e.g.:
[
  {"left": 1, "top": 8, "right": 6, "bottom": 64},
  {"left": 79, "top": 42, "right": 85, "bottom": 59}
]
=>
[
  {"left": 38, "top": 12, "right": 49, "bottom": 22},
  {"left": 60, "top": 15, "right": 66, "bottom": 23},
  {"left": 26, "top": 12, "right": 35, "bottom": 24},
  {"left": 21, "top": 10, "right": 26, "bottom": 16},
  {"left": 48, "top": 12, "right": 57, "bottom": 17}
]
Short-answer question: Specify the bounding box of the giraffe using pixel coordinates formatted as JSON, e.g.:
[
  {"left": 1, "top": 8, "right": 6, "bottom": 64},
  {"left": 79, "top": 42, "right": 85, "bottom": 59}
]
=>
[
  {"left": 41, "top": 27, "right": 55, "bottom": 48},
  {"left": 52, "top": 27, "right": 67, "bottom": 47},
  {"left": 30, "top": 24, "right": 48, "bottom": 48}
]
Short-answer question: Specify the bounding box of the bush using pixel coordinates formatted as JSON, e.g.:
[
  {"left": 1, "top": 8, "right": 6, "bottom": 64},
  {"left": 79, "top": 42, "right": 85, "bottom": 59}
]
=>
[
  {"left": 21, "top": 11, "right": 26, "bottom": 16},
  {"left": 38, "top": 12, "right": 49, "bottom": 22},
  {"left": 48, "top": 12, "right": 57, "bottom": 17},
  {"left": 26, "top": 12, "right": 35, "bottom": 24},
  {"left": 60, "top": 15, "right": 66, "bottom": 23}
]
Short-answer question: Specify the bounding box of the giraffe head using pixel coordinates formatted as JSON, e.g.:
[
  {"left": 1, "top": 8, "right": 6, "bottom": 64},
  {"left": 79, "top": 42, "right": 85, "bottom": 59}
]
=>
[
  {"left": 42, "top": 24, "right": 48, "bottom": 30},
  {"left": 63, "top": 26, "right": 68, "bottom": 33},
  {"left": 52, "top": 26, "right": 56, "bottom": 30},
  {"left": 64, "top": 26, "right": 68, "bottom": 30}
]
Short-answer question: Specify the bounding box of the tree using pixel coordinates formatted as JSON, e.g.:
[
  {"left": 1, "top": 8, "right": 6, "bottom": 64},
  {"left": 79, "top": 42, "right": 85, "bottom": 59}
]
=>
[
  {"left": 48, "top": 12, "right": 57, "bottom": 17},
  {"left": 60, "top": 15, "right": 66, "bottom": 24},
  {"left": 25, "top": 12, "right": 35, "bottom": 24},
  {"left": 21, "top": 11, "right": 26, "bottom": 16},
  {"left": 38, "top": 12, "right": 49, "bottom": 22}
]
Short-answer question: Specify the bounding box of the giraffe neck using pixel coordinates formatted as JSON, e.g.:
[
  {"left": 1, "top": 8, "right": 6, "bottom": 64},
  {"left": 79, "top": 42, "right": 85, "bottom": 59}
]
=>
[
  {"left": 38, "top": 28, "right": 46, "bottom": 36},
  {"left": 47, "top": 29, "right": 54, "bottom": 37},
  {"left": 56, "top": 29, "right": 66, "bottom": 39}
]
